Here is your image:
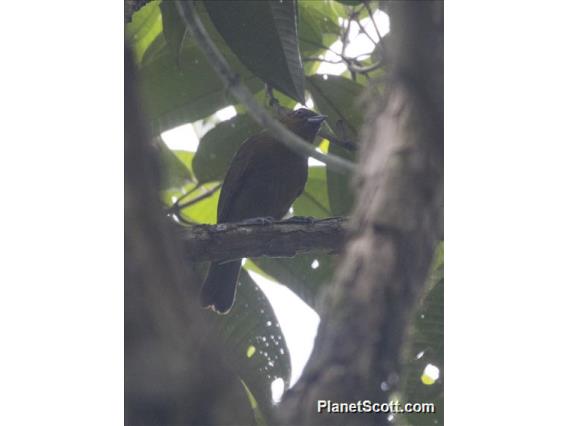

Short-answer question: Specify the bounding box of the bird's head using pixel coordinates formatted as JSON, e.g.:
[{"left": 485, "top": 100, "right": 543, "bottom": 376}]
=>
[{"left": 281, "top": 108, "right": 327, "bottom": 143}]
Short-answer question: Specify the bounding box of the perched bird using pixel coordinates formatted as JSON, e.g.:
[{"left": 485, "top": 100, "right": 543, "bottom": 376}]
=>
[{"left": 200, "top": 108, "right": 326, "bottom": 314}]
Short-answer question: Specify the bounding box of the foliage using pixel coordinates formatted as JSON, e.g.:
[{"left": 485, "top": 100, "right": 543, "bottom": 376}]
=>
[{"left": 126, "top": 1, "right": 442, "bottom": 424}]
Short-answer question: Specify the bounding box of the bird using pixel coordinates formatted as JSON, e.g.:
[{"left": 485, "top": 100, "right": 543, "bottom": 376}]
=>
[{"left": 200, "top": 108, "right": 327, "bottom": 314}]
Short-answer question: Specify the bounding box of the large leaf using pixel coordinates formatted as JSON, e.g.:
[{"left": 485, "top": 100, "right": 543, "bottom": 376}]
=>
[
  {"left": 298, "top": 0, "right": 341, "bottom": 57},
  {"left": 159, "top": 0, "right": 187, "bottom": 60},
  {"left": 307, "top": 74, "right": 365, "bottom": 139},
  {"left": 252, "top": 253, "right": 336, "bottom": 313},
  {"left": 125, "top": 1, "right": 163, "bottom": 63},
  {"left": 192, "top": 114, "right": 261, "bottom": 184},
  {"left": 399, "top": 244, "right": 444, "bottom": 426},
  {"left": 212, "top": 269, "right": 292, "bottom": 421},
  {"left": 293, "top": 166, "right": 332, "bottom": 218},
  {"left": 138, "top": 33, "right": 264, "bottom": 135},
  {"left": 307, "top": 75, "right": 365, "bottom": 216},
  {"left": 156, "top": 139, "right": 194, "bottom": 192},
  {"left": 205, "top": 0, "right": 305, "bottom": 103}
]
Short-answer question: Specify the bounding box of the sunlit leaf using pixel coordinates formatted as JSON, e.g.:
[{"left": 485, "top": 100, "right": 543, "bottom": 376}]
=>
[
  {"left": 178, "top": 182, "right": 221, "bottom": 225},
  {"left": 298, "top": 0, "right": 341, "bottom": 57},
  {"left": 125, "top": 1, "right": 162, "bottom": 63}
]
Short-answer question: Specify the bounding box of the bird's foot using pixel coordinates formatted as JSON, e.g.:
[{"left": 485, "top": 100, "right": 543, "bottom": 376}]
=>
[
  {"left": 283, "top": 216, "right": 316, "bottom": 224},
  {"left": 241, "top": 216, "right": 275, "bottom": 226}
]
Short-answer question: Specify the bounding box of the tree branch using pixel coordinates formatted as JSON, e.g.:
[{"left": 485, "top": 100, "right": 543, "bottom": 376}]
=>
[
  {"left": 178, "top": 217, "right": 347, "bottom": 262},
  {"left": 175, "top": 0, "right": 355, "bottom": 174}
]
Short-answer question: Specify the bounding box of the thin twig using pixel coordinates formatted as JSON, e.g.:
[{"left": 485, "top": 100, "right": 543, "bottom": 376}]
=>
[
  {"left": 303, "top": 56, "right": 344, "bottom": 65},
  {"left": 167, "top": 183, "right": 222, "bottom": 216},
  {"left": 364, "top": 0, "right": 384, "bottom": 45},
  {"left": 170, "top": 183, "right": 203, "bottom": 208},
  {"left": 175, "top": 184, "right": 220, "bottom": 212},
  {"left": 175, "top": 0, "right": 355, "bottom": 174},
  {"left": 340, "top": 12, "right": 355, "bottom": 59},
  {"left": 348, "top": 60, "right": 384, "bottom": 74},
  {"left": 355, "top": 16, "right": 378, "bottom": 46},
  {"left": 299, "top": 37, "right": 344, "bottom": 59}
]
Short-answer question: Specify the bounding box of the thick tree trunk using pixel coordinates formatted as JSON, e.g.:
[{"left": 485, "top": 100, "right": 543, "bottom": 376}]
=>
[
  {"left": 124, "top": 46, "right": 254, "bottom": 426},
  {"left": 277, "top": 2, "right": 443, "bottom": 425}
]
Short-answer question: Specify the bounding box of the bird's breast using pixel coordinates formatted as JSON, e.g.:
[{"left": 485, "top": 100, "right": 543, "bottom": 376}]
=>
[{"left": 223, "top": 144, "right": 308, "bottom": 221}]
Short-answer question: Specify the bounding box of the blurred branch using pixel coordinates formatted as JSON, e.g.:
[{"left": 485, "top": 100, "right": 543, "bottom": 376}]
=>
[
  {"left": 178, "top": 217, "right": 347, "bottom": 262},
  {"left": 318, "top": 129, "right": 358, "bottom": 152},
  {"left": 303, "top": 55, "right": 383, "bottom": 75},
  {"left": 348, "top": 60, "right": 384, "bottom": 74},
  {"left": 303, "top": 56, "right": 344, "bottom": 65},
  {"left": 175, "top": 0, "right": 355, "bottom": 174}
]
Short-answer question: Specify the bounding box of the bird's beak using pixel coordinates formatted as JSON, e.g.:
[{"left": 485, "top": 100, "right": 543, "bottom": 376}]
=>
[{"left": 307, "top": 114, "right": 327, "bottom": 124}]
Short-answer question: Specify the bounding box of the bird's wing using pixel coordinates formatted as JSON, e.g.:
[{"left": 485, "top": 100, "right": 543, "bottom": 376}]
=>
[{"left": 217, "top": 134, "right": 260, "bottom": 222}]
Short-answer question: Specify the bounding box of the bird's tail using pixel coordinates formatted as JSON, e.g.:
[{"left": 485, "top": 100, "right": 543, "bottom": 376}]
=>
[{"left": 200, "top": 260, "right": 241, "bottom": 314}]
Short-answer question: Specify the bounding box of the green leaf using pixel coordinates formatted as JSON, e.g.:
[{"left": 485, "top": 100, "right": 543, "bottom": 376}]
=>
[
  {"left": 235, "top": 88, "right": 297, "bottom": 116},
  {"left": 192, "top": 114, "right": 261, "bottom": 184},
  {"left": 159, "top": 0, "right": 187, "bottom": 60},
  {"left": 326, "top": 144, "right": 356, "bottom": 216},
  {"left": 307, "top": 74, "right": 365, "bottom": 139},
  {"left": 156, "top": 138, "right": 194, "bottom": 192},
  {"left": 307, "top": 75, "right": 365, "bottom": 216},
  {"left": 125, "top": 1, "right": 162, "bottom": 63},
  {"left": 293, "top": 166, "right": 332, "bottom": 217},
  {"left": 298, "top": 0, "right": 341, "bottom": 56},
  {"left": 205, "top": 0, "right": 306, "bottom": 103},
  {"left": 213, "top": 269, "right": 292, "bottom": 420},
  {"left": 138, "top": 33, "right": 264, "bottom": 135},
  {"left": 252, "top": 254, "right": 336, "bottom": 313},
  {"left": 178, "top": 182, "right": 221, "bottom": 225},
  {"left": 240, "top": 380, "right": 268, "bottom": 426},
  {"left": 399, "top": 244, "right": 444, "bottom": 426},
  {"left": 335, "top": 0, "right": 363, "bottom": 5}
]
